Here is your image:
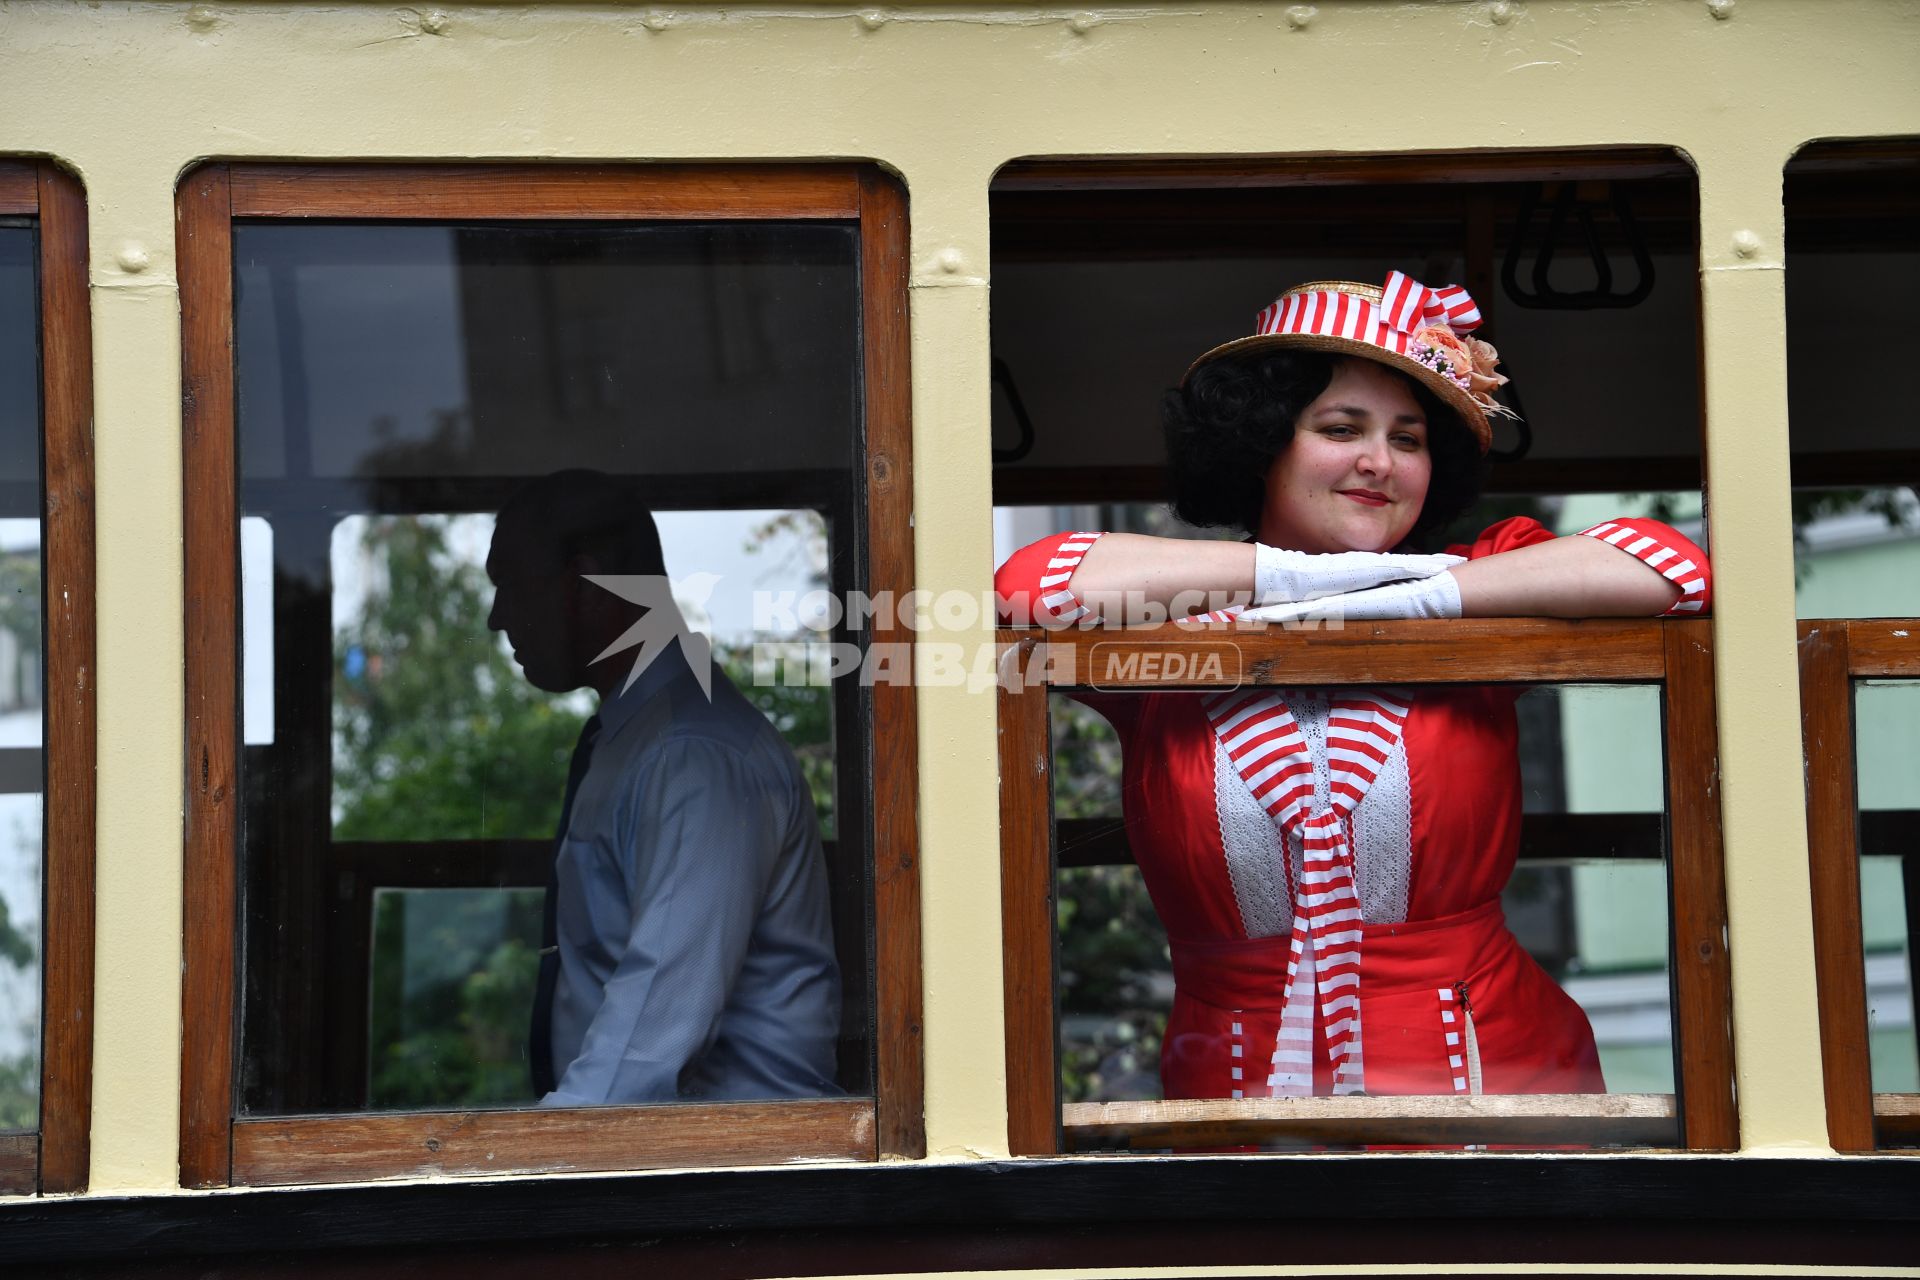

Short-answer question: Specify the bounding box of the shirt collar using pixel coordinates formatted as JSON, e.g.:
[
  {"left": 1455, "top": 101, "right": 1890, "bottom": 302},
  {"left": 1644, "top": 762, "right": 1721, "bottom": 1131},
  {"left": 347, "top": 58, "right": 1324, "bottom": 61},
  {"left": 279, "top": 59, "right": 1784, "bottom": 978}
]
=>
[{"left": 593, "top": 637, "right": 709, "bottom": 735}]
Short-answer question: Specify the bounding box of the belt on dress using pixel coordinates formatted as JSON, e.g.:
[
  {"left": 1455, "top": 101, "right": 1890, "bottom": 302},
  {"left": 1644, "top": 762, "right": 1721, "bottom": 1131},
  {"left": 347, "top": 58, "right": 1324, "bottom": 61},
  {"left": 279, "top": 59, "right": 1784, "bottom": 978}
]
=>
[{"left": 1167, "top": 898, "right": 1508, "bottom": 1013}]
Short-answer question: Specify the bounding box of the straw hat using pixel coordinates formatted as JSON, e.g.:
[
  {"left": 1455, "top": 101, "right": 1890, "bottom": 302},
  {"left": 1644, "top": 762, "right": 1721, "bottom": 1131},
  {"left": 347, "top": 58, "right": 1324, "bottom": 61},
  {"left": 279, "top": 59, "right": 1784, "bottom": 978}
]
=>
[{"left": 1183, "top": 271, "right": 1517, "bottom": 454}]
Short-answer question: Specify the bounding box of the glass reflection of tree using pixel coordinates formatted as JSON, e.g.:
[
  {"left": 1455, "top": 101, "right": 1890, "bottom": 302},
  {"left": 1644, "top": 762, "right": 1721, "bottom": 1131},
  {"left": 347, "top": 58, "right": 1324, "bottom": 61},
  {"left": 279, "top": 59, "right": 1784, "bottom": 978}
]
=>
[
  {"left": 0, "top": 893, "right": 32, "bottom": 1129},
  {"left": 0, "top": 546, "right": 37, "bottom": 1130},
  {"left": 338, "top": 511, "right": 839, "bottom": 1109},
  {"left": 335, "top": 515, "right": 584, "bottom": 1109}
]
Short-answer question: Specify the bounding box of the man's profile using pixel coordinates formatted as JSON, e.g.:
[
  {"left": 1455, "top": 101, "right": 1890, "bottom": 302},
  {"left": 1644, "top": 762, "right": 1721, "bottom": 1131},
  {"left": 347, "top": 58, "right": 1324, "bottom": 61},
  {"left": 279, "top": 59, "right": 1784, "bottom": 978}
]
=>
[{"left": 486, "top": 469, "right": 840, "bottom": 1105}]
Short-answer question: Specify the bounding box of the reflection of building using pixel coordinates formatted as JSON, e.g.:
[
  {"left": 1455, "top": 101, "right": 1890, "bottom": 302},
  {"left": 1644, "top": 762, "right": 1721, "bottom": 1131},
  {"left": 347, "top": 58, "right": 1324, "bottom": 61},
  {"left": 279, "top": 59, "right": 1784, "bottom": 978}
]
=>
[{"left": 0, "top": 546, "right": 38, "bottom": 716}]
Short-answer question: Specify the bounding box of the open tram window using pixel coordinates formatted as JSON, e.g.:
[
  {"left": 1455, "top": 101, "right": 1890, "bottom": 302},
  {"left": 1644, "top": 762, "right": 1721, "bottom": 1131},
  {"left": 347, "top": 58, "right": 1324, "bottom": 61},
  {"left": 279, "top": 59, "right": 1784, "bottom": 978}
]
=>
[
  {"left": 1046, "top": 682, "right": 1677, "bottom": 1114},
  {"left": 989, "top": 150, "right": 1732, "bottom": 1154},
  {"left": 998, "top": 625, "right": 1728, "bottom": 1154},
  {"left": 1785, "top": 140, "right": 1920, "bottom": 1151},
  {"left": 180, "top": 164, "right": 920, "bottom": 1187},
  {"left": 1785, "top": 140, "right": 1920, "bottom": 620},
  {"left": 0, "top": 162, "right": 92, "bottom": 1198},
  {"left": 1021, "top": 673, "right": 1691, "bottom": 1153},
  {"left": 0, "top": 195, "right": 41, "bottom": 1178}
]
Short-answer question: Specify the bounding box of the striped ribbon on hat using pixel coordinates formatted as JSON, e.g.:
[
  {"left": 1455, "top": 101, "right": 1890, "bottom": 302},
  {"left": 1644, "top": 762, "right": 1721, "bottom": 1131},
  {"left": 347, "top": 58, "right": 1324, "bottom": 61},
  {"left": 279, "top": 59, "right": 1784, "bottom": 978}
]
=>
[
  {"left": 1255, "top": 270, "right": 1483, "bottom": 359},
  {"left": 1203, "top": 686, "right": 1412, "bottom": 1096}
]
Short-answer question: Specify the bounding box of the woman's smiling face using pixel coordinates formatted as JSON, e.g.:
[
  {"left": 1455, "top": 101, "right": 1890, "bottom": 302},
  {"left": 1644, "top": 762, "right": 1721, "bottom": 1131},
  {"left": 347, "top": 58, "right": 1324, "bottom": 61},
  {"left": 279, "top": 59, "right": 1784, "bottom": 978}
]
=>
[{"left": 1256, "top": 358, "right": 1434, "bottom": 554}]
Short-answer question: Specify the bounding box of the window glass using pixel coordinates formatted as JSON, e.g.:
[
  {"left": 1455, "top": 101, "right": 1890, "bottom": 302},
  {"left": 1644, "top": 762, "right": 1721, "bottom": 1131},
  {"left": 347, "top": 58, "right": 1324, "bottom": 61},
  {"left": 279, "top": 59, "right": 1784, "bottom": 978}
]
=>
[
  {"left": 1857, "top": 681, "right": 1920, "bottom": 1097},
  {"left": 233, "top": 221, "right": 871, "bottom": 1115},
  {"left": 1786, "top": 145, "right": 1920, "bottom": 618},
  {"left": 1050, "top": 682, "right": 1675, "bottom": 1149},
  {"left": 0, "top": 224, "right": 41, "bottom": 1135}
]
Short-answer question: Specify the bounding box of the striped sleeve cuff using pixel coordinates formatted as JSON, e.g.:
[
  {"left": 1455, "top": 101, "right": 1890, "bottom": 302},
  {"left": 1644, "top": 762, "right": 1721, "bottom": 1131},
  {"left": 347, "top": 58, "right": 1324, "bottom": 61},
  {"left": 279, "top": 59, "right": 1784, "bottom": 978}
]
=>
[
  {"left": 1577, "top": 519, "right": 1710, "bottom": 616},
  {"left": 1176, "top": 605, "right": 1246, "bottom": 628},
  {"left": 1031, "top": 530, "right": 1105, "bottom": 627}
]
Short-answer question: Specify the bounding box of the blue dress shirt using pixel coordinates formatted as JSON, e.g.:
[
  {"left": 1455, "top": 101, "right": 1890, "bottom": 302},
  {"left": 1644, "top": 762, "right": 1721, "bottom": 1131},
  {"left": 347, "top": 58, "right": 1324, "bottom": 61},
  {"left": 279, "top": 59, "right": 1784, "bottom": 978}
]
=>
[{"left": 542, "top": 647, "right": 841, "bottom": 1106}]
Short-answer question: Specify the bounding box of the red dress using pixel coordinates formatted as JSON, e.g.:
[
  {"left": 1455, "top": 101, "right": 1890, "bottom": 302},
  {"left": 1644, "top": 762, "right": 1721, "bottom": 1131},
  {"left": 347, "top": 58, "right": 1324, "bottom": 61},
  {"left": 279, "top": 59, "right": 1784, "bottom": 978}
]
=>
[{"left": 994, "top": 516, "right": 1710, "bottom": 1100}]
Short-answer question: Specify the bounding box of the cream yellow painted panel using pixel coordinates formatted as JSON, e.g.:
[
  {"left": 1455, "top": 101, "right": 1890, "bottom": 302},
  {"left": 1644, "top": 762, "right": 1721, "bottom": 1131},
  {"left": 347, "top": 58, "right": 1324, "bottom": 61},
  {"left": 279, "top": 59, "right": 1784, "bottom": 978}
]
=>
[{"left": 0, "top": 0, "right": 1912, "bottom": 1193}]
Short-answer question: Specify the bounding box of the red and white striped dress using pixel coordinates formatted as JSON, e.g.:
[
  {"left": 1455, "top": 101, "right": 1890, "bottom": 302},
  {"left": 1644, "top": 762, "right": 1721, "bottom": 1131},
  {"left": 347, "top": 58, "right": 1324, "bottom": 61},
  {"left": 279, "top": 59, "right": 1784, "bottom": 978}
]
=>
[{"left": 994, "top": 516, "right": 1710, "bottom": 1100}]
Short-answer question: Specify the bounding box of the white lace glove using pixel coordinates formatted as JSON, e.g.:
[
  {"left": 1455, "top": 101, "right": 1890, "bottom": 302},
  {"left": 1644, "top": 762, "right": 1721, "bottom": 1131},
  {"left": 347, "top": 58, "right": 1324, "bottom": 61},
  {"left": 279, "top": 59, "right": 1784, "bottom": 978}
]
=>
[
  {"left": 1254, "top": 545, "right": 1466, "bottom": 605},
  {"left": 1240, "top": 570, "right": 1463, "bottom": 623}
]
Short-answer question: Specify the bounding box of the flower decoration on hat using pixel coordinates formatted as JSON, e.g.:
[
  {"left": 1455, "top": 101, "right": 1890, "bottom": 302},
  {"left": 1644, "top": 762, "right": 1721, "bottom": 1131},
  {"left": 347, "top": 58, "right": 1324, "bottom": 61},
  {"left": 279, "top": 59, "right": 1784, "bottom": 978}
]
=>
[{"left": 1408, "top": 325, "right": 1476, "bottom": 393}]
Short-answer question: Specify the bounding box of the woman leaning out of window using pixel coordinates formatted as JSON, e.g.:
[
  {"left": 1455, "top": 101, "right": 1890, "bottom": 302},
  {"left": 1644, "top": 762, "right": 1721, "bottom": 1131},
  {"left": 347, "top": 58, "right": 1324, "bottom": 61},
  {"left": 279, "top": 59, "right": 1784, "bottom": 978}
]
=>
[{"left": 994, "top": 272, "right": 1710, "bottom": 1103}]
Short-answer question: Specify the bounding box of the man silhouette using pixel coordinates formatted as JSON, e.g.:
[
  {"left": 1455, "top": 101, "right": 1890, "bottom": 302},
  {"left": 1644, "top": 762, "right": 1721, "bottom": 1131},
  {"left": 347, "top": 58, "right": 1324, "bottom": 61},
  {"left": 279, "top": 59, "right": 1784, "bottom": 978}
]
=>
[{"left": 486, "top": 470, "right": 840, "bottom": 1105}]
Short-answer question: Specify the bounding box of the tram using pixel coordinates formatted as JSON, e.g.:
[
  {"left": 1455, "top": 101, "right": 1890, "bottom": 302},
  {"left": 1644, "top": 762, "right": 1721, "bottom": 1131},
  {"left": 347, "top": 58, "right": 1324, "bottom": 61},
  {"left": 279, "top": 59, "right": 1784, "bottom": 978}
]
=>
[{"left": 1, "top": 1, "right": 1917, "bottom": 1275}]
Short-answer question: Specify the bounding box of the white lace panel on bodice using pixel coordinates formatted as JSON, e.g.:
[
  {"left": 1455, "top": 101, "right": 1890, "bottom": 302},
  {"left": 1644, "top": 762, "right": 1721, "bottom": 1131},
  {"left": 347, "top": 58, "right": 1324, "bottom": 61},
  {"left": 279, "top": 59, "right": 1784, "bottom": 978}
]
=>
[
  {"left": 1213, "top": 734, "right": 1296, "bottom": 938},
  {"left": 1213, "top": 689, "right": 1414, "bottom": 939}
]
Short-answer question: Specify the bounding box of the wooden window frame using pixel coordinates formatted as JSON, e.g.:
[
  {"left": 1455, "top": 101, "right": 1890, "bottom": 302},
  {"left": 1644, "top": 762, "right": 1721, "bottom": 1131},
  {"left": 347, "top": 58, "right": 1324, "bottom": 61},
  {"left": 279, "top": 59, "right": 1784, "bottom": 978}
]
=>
[
  {"left": 0, "top": 160, "right": 98, "bottom": 1196},
  {"left": 1798, "top": 617, "right": 1920, "bottom": 1152},
  {"left": 997, "top": 618, "right": 1736, "bottom": 1154},
  {"left": 178, "top": 162, "right": 922, "bottom": 1188}
]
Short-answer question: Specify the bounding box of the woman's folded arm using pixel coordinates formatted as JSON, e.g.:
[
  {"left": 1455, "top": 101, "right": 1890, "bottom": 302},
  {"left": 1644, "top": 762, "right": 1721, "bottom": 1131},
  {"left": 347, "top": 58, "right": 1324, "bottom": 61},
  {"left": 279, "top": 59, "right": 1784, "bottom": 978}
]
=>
[
  {"left": 1448, "top": 516, "right": 1710, "bottom": 619},
  {"left": 992, "top": 516, "right": 1710, "bottom": 627}
]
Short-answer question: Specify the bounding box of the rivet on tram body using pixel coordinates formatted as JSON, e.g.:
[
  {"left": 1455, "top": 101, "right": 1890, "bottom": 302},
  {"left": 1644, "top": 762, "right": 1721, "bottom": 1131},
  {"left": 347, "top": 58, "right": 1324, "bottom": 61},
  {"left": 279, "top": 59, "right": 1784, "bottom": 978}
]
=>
[
  {"left": 186, "top": 4, "right": 218, "bottom": 31},
  {"left": 419, "top": 9, "right": 450, "bottom": 35},
  {"left": 1707, "top": 0, "right": 1734, "bottom": 18},
  {"left": 116, "top": 243, "right": 151, "bottom": 274},
  {"left": 1285, "top": 5, "right": 1317, "bottom": 30},
  {"left": 1489, "top": 1, "right": 1518, "bottom": 24},
  {"left": 858, "top": 9, "right": 888, "bottom": 31},
  {"left": 1732, "top": 230, "right": 1762, "bottom": 259},
  {"left": 642, "top": 10, "right": 672, "bottom": 32},
  {"left": 937, "top": 247, "right": 964, "bottom": 274},
  {"left": 1068, "top": 13, "right": 1098, "bottom": 36}
]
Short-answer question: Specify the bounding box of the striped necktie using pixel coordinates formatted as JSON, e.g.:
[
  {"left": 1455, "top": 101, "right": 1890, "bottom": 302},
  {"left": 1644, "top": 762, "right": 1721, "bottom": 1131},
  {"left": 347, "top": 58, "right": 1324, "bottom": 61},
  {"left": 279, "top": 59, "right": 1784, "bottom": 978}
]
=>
[{"left": 1204, "top": 689, "right": 1409, "bottom": 1095}]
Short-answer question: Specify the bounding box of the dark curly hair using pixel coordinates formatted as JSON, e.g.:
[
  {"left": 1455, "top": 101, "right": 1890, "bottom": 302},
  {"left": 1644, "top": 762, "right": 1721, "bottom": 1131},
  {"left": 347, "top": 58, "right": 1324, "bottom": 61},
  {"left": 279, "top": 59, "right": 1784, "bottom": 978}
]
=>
[{"left": 1162, "top": 349, "right": 1484, "bottom": 550}]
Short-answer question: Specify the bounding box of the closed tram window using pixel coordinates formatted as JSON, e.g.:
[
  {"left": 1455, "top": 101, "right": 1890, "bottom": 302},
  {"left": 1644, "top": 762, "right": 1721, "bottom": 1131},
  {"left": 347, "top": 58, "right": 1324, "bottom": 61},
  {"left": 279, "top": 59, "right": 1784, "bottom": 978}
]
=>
[
  {"left": 232, "top": 220, "right": 870, "bottom": 1116},
  {"left": 0, "top": 221, "right": 43, "bottom": 1142},
  {"left": 180, "top": 166, "right": 919, "bottom": 1188}
]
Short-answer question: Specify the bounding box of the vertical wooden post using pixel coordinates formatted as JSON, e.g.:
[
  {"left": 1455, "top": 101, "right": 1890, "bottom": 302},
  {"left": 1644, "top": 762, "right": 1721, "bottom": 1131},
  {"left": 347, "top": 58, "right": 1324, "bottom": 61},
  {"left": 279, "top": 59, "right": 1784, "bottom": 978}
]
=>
[
  {"left": 37, "top": 161, "right": 98, "bottom": 1194},
  {"left": 1798, "top": 621, "right": 1874, "bottom": 1150},
  {"left": 1664, "top": 620, "right": 1739, "bottom": 1150},
  {"left": 859, "top": 168, "right": 925, "bottom": 1159},
  {"left": 178, "top": 163, "right": 238, "bottom": 1188},
  {"left": 998, "top": 640, "right": 1058, "bottom": 1156}
]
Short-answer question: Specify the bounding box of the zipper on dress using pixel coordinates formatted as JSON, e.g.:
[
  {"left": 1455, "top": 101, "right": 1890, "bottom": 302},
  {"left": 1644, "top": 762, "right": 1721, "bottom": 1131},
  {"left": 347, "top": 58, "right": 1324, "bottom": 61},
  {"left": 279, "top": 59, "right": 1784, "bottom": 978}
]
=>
[{"left": 1453, "top": 981, "right": 1483, "bottom": 1096}]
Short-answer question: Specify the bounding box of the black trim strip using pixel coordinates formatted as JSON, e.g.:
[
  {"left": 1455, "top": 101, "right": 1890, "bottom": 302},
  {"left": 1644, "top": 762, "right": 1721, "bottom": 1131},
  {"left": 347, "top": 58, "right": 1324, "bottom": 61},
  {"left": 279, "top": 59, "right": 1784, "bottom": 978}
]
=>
[{"left": 5, "top": 1157, "right": 1918, "bottom": 1271}]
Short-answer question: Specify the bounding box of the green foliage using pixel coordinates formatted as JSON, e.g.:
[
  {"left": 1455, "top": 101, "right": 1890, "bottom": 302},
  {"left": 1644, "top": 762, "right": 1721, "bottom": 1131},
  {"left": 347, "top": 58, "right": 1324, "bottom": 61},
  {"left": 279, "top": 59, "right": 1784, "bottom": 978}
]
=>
[
  {"left": 1050, "top": 698, "right": 1170, "bottom": 1103},
  {"left": 334, "top": 516, "right": 584, "bottom": 844},
  {"left": 0, "top": 892, "right": 34, "bottom": 1130},
  {"left": 0, "top": 891, "right": 29, "bottom": 968},
  {"left": 367, "top": 890, "right": 541, "bottom": 1111}
]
